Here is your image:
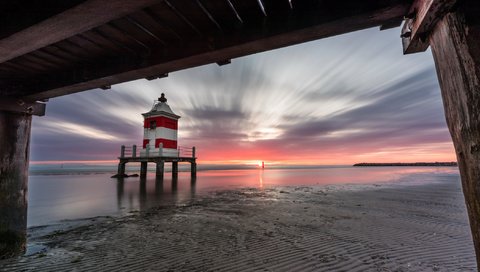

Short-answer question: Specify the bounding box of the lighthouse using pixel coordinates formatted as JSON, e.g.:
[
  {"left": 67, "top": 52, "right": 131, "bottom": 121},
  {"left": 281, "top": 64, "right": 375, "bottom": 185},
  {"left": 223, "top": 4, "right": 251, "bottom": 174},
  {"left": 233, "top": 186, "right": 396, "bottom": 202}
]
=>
[
  {"left": 114, "top": 93, "right": 196, "bottom": 180},
  {"left": 140, "top": 93, "right": 180, "bottom": 157}
]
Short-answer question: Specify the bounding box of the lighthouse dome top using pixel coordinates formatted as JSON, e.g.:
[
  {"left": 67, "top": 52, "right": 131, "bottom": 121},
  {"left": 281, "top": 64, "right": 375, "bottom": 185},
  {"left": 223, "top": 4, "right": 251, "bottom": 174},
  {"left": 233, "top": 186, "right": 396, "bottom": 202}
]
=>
[{"left": 142, "top": 93, "right": 180, "bottom": 119}]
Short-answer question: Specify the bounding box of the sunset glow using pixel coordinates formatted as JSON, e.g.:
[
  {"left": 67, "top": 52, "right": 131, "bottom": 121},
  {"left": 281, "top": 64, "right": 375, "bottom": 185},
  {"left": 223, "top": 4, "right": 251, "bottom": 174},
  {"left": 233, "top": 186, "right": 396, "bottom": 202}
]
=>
[{"left": 30, "top": 27, "right": 456, "bottom": 165}]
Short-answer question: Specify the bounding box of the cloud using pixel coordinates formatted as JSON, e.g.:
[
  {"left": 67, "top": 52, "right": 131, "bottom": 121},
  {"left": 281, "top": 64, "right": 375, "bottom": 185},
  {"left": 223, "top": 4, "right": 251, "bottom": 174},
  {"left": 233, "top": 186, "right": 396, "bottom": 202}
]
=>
[{"left": 30, "top": 26, "right": 455, "bottom": 163}]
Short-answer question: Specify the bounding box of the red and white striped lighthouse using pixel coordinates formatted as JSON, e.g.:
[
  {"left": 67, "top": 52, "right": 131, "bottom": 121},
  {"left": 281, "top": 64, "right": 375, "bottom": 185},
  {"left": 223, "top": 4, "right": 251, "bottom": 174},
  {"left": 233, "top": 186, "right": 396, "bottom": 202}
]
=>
[{"left": 140, "top": 93, "right": 180, "bottom": 157}]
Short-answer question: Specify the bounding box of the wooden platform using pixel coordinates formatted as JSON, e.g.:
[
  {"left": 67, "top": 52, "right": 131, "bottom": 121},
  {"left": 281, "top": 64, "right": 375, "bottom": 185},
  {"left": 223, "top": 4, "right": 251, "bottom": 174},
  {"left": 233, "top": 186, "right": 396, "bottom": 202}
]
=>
[{"left": 113, "top": 145, "right": 196, "bottom": 179}]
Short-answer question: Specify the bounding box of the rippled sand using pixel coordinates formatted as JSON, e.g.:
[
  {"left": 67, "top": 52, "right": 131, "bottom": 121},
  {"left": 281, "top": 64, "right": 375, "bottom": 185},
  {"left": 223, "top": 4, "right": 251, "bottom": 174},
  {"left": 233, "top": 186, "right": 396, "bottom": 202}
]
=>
[{"left": 0, "top": 174, "right": 476, "bottom": 271}]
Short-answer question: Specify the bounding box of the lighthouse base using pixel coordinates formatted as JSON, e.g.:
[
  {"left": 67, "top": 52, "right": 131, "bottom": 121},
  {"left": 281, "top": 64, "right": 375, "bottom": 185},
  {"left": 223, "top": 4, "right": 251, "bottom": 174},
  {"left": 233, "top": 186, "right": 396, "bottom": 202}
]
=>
[{"left": 113, "top": 156, "right": 197, "bottom": 180}]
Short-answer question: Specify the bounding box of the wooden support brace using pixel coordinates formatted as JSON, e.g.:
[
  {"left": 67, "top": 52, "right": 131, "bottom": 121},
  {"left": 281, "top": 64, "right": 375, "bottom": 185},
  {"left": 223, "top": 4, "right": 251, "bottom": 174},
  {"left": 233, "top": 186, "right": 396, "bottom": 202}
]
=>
[
  {"left": 401, "top": 0, "right": 458, "bottom": 54},
  {"left": 0, "top": 98, "right": 46, "bottom": 116}
]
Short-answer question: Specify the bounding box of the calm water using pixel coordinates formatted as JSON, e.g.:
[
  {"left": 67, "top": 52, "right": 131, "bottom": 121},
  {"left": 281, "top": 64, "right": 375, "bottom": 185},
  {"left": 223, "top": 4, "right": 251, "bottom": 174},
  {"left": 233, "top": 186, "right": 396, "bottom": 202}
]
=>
[{"left": 28, "top": 166, "right": 459, "bottom": 227}]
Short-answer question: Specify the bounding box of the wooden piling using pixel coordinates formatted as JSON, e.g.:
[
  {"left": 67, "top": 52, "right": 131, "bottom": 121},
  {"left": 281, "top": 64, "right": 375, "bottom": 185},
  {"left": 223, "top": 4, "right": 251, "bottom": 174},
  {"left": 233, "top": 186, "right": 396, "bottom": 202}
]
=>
[
  {"left": 172, "top": 161, "right": 178, "bottom": 178},
  {"left": 156, "top": 160, "right": 164, "bottom": 179},
  {"left": 114, "top": 145, "right": 196, "bottom": 180},
  {"left": 429, "top": 1, "right": 480, "bottom": 265},
  {"left": 140, "top": 162, "right": 147, "bottom": 179},
  {"left": 191, "top": 162, "right": 197, "bottom": 178},
  {"left": 117, "top": 162, "right": 126, "bottom": 177},
  {"left": 0, "top": 111, "right": 31, "bottom": 259}
]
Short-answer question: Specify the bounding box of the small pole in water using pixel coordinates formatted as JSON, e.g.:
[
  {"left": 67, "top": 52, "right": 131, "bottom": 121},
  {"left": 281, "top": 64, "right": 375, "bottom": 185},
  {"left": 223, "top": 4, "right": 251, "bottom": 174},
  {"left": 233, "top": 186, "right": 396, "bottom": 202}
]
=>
[{"left": 262, "top": 161, "right": 265, "bottom": 169}]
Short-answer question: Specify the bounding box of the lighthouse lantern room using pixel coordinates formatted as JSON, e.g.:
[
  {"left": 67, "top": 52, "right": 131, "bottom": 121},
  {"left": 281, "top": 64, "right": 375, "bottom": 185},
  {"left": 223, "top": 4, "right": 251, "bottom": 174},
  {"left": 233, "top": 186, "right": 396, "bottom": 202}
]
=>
[{"left": 140, "top": 93, "right": 180, "bottom": 157}]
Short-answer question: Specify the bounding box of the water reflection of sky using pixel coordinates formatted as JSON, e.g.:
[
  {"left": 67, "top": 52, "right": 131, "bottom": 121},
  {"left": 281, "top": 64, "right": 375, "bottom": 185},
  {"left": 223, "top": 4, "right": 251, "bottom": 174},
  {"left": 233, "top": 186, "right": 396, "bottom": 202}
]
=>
[{"left": 27, "top": 167, "right": 459, "bottom": 227}]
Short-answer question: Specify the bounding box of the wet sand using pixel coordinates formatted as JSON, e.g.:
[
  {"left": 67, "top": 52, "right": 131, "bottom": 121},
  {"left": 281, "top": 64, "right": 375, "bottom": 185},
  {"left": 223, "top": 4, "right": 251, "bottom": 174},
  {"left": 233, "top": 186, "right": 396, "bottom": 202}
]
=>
[{"left": 1, "top": 174, "right": 477, "bottom": 271}]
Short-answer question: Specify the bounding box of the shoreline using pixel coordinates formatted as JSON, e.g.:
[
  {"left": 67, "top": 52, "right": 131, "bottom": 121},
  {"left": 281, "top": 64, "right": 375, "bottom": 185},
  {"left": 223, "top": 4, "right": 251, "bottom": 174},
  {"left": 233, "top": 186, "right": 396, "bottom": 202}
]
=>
[
  {"left": 2, "top": 174, "right": 476, "bottom": 271},
  {"left": 353, "top": 162, "right": 458, "bottom": 167}
]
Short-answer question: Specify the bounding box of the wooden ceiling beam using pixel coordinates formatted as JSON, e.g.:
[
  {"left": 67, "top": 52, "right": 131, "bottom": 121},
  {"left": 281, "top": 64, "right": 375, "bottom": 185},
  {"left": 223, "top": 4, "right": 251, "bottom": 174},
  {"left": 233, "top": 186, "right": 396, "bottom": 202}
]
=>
[
  {"left": 164, "top": 1, "right": 204, "bottom": 36},
  {"left": 12, "top": 2, "right": 410, "bottom": 100},
  {"left": 401, "top": 0, "right": 458, "bottom": 54},
  {"left": 0, "top": 0, "right": 164, "bottom": 63}
]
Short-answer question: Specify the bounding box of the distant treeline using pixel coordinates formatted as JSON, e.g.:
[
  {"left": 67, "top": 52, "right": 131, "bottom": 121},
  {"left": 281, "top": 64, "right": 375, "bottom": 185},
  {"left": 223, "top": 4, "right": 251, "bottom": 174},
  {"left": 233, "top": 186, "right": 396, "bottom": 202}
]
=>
[{"left": 353, "top": 162, "right": 458, "bottom": 167}]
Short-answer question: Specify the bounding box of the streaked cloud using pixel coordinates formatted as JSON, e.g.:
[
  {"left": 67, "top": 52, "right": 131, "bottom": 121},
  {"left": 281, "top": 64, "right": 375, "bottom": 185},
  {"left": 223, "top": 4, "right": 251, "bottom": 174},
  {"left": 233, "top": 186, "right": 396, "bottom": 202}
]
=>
[{"left": 30, "top": 27, "right": 455, "bottom": 164}]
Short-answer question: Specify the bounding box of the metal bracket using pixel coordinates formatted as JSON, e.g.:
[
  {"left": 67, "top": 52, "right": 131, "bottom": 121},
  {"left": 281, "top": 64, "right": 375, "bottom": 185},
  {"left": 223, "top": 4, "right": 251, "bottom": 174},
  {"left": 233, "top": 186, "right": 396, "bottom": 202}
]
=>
[{"left": 0, "top": 97, "right": 46, "bottom": 116}]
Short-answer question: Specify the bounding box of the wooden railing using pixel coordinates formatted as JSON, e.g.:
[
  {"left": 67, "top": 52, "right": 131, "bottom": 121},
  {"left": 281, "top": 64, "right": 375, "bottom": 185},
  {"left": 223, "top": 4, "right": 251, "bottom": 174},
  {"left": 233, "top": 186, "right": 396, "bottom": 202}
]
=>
[
  {"left": 120, "top": 144, "right": 195, "bottom": 158},
  {"left": 120, "top": 145, "right": 137, "bottom": 158}
]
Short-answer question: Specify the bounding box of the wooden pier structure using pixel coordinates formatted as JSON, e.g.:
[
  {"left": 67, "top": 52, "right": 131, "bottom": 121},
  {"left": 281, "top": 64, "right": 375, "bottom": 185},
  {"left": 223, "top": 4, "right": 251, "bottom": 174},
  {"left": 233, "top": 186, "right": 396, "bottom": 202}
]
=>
[{"left": 114, "top": 144, "right": 196, "bottom": 179}]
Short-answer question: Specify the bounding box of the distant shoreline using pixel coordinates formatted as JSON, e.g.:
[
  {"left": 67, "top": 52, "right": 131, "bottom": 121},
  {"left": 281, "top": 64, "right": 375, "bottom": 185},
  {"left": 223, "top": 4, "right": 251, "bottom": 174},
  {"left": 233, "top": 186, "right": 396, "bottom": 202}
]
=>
[{"left": 353, "top": 162, "right": 458, "bottom": 167}]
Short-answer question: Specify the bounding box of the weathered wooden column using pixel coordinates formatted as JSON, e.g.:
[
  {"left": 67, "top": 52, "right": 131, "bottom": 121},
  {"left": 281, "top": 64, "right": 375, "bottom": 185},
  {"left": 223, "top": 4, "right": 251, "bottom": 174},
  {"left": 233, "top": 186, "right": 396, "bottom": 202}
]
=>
[
  {"left": 140, "top": 162, "right": 147, "bottom": 179},
  {"left": 0, "top": 99, "right": 44, "bottom": 259},
  {"left": 401, "top": 0, "right": 480, "bottom": 266},
  {"left": 0, "top": 112, "right": 30, "bottom": 258},
  {"left": 156, "top": 160, "right": 164, "bottom": 179}
]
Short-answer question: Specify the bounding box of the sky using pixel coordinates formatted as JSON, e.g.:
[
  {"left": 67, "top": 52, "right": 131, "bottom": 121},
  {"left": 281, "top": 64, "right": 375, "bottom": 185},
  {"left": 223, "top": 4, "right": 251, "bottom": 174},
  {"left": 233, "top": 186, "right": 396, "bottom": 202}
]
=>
[{"left": 30, "top": 26, "right": 456, "bottom": 166}]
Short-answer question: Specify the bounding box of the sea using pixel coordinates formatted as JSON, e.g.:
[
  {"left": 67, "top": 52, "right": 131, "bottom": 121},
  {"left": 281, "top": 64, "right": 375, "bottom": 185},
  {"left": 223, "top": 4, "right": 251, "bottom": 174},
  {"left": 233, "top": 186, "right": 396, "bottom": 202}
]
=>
[{"left": 27, "top": 163, "right": 460, "bottom": 227}]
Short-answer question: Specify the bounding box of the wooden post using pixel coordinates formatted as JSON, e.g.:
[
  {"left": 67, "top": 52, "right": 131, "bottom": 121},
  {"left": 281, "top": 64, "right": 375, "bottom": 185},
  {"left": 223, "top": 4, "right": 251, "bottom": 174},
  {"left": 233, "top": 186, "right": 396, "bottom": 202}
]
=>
[
  {"left": 192, "top": 146, "right": 196, "bottom": 158},
  {"left": 132, "top": 145, "right": 137, "bottom": 158},
  {"left": 191, "top": 162, "right": 197, "bottom": 178},
  {"left": 140, "top": 162, "right": 147, "bottom": 179},
  {"left": 117, "top": 162, "right": 126, "bottom": 177},
  {"left": 116, "top": 179, "right": 124, "bottom": 210},
  {"left": 0, "top": 111, "right": 31, "bottom": 259},
  {"left": 172, "top": 161, "right": 178, "bottom": 178},
  {"left": 428, "top": 1, "right": 480, "bottom": 265},
  {"left": 158, "top": 143, "right": 163, "bottom": 157},
  {"left": 156, "top": 160, "right": 164, "bottom": 179},
  {"left": 120, "top": 145, "right": 125, "bottom": 158}
]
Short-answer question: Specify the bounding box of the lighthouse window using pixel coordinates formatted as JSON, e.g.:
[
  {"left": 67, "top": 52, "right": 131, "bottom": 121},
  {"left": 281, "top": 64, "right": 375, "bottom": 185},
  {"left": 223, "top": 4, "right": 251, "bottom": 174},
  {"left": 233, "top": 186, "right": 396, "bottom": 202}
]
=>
[{"left": 150, "top": 120, "right": 156, "bottom": 129}]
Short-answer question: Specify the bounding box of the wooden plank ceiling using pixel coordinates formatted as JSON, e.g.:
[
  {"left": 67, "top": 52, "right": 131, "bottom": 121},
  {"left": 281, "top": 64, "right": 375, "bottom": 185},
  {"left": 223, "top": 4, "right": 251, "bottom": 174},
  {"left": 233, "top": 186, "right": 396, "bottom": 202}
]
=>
[{"left": 0, "top": 0, "right": 412, "bottom": 100}]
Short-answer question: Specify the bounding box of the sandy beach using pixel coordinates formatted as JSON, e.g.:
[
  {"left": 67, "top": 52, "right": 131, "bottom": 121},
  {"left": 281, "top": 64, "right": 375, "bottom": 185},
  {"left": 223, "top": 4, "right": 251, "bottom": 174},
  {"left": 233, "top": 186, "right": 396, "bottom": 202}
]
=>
[{"left": 0, "top": 173, "right": 476, "bottom": 271}]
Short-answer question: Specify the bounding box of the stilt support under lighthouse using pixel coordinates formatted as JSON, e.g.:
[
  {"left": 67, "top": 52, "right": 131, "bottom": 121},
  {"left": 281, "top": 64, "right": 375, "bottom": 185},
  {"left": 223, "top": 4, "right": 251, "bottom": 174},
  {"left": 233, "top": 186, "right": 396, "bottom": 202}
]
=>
[{"left": 112, "top": 145, "right": 197, "bottom": 179}]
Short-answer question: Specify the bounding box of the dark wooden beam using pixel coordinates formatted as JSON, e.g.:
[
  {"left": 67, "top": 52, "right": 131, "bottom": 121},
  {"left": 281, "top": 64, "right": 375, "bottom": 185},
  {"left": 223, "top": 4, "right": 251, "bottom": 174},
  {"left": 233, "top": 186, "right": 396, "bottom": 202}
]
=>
[
  {"left": 216, "top": 59, "right": 231, "bottom": 66},
  {"left": 0, "top": 98, "right": 46, "bottom": 116},
  {"left": 0, "top": 0, "right": 87, "bottom": 40},
  {"left": 429, "top": 0, "right": 480, "bottom": 266},
  {"left": 0, "top": 0, "right": 163, "bottom": 63},
  {"left": 401, "top": 0, "right": 457, "bottom": 54},
  {"left": 16, "top": 2, "right": 410, "bottom": 100}
]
